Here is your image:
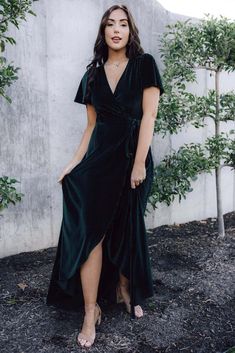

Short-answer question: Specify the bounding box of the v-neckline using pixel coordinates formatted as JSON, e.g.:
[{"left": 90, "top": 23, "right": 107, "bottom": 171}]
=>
[{"left": 102, "top": 58, "right": 131, "bottom": 96}]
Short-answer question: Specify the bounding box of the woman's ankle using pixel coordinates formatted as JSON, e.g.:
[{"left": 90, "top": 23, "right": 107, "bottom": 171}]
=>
[{"left": 84, "top": 302, "right": 97, "bottom": 313}]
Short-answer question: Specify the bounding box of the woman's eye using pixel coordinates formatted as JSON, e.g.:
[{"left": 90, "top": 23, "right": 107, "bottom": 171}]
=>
[{"left": 106, "top": 23, "right": 127, "bottom": 27}]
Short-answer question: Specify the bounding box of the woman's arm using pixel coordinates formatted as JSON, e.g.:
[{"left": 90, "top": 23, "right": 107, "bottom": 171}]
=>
[
  {"left": 130, "top": 86, "right": 160, "bottom": 189},
  {"left": 57, "top": 104, "right": 97, "bottom": 183},
  {"left": 70, "top": 104, "right": 97, "bottom": 164}
]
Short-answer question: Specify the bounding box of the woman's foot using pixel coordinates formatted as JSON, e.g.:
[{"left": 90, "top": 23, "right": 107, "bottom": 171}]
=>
[
  {"left": 77, "top": 303, "right": 102, "bottom": 347},
  {"left": 116, "top": 283, "right": 144, "bottom": 318}
]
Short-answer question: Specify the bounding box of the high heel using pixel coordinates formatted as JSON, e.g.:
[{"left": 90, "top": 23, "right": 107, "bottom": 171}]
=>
[
  {"left": 95, "top": 302, "right": 102, "bottom": 325},
  {"left": 116, "top": 283, "right": 143, "bottom": 318},
  {"left": 77, "top": 303, "right": 102, "bottom": 347}
]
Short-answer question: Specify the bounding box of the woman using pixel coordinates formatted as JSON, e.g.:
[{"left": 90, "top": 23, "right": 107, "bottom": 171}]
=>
[{"left": 46, "top": 4, "right": 164, "bottom": 348}]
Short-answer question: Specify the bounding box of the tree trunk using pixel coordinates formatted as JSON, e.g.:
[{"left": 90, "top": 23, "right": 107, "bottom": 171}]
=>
[
  {"left": 215, "top": 70, "right": 225, "bottom": 238},
  {"left": 215, "top": 165, "right": 225, "bottom": 238}
]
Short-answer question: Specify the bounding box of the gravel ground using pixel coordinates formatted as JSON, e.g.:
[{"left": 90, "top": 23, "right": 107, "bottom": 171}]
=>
[{"left": 0, "top": 211, "right": 234, "bottom": 353}]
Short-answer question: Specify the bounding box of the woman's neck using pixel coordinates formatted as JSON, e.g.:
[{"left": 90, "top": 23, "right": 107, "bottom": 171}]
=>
[{"left": 107, "top": 49, "right": 128, "bottom": 63}]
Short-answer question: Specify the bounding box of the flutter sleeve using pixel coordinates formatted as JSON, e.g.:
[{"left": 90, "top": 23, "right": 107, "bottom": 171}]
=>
[
  {"left": 141, "top": 53, "right": 165, "bottom": 96},
  {"left": 74, "top": 70, "right": 92, "bottom": 105}
]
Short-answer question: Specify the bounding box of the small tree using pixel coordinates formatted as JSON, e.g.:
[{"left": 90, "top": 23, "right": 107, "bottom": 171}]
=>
[
  {"left": 0, "top": 0, "right": 37, "bottom": 211},
  {"left": 0, "top": 0, "right": 37, "bottom": 101},
  {"left": 0, "top": 176, "right": 24, "bottom": 212},
  {"left": 149, "top": 14, "right": 235, "bottom": 238}
]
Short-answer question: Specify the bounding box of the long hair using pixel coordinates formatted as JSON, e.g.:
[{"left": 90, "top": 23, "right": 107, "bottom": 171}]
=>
[{"left": 85, "top": 4, "right": 144, "bottom": 101}]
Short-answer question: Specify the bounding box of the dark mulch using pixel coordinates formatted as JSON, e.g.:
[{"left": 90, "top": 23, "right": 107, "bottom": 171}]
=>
[{"left": 0, "top": 211, "right": 235, "bottom": 353}]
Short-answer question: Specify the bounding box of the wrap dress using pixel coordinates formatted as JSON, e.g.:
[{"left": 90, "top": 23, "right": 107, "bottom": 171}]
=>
[{"left": 46, "top": 52, "right": 164, "bottom": 319}]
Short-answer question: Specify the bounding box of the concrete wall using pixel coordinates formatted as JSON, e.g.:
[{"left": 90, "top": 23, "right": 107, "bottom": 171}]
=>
[{"left": 0, "top": 0, "right": 234, "bottom": 258}]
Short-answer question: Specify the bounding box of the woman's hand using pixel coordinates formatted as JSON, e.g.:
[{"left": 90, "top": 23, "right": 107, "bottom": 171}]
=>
[
  {"left": 130, "top": 161, "right": 146, "bottom": 189},
  {"left": 57, "top": 160, "right": 80, "bottom": 184}
]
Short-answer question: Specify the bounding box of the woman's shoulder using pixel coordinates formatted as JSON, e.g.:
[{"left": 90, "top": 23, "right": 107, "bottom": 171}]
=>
[
  {"left": 133, "top": 52, "right": 154, "bottom": 61},
  {"left": 131, "top": 52, "right": 157, "bottom": 70},
  {"left": 137, "top": 52, "right": 157, "bottom": 64},
  {"left": 79, "top": 67, "right": 90, "bottom": 82},
  {"left": 137, "top": 52, "right": 165, "bottom": 95}
]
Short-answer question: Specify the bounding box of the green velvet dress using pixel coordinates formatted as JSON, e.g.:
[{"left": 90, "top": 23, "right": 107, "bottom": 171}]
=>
[{"left": 46, "top": 52, "right": 164, "bottom": 319}]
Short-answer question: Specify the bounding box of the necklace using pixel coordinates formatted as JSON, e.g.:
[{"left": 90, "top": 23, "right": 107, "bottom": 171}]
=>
[{"left": 105, "top": 58, "right": 129, "bottom": 68}]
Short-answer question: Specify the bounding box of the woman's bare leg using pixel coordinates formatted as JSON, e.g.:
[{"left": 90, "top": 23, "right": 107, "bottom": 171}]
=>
[
  {"left": 77, "top": 235, "right": 105, "bottom": 347},
  {"left": 119, "top": 272, "right": 129, "bottom": 286},
  {"left": 118, "top": 271, "right": 143, "bottom": 317}
]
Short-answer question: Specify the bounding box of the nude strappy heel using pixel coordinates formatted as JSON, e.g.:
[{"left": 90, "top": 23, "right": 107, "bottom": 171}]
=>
[
  {"left": 77, "top": 302, "right": 102, "bottom": 347},
  {"left": 116, "top": 283, "right": 144, "bottom": 318}
]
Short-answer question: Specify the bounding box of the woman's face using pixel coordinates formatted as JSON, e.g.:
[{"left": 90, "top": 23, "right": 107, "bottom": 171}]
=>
[{"left": 104, "top": 9, "right": 130, "bottom": 52}]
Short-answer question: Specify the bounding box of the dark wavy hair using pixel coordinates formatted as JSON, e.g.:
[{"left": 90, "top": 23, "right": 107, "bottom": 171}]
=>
[{"left": 85, "top": 4, "right": 145, "bottom": 101}]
